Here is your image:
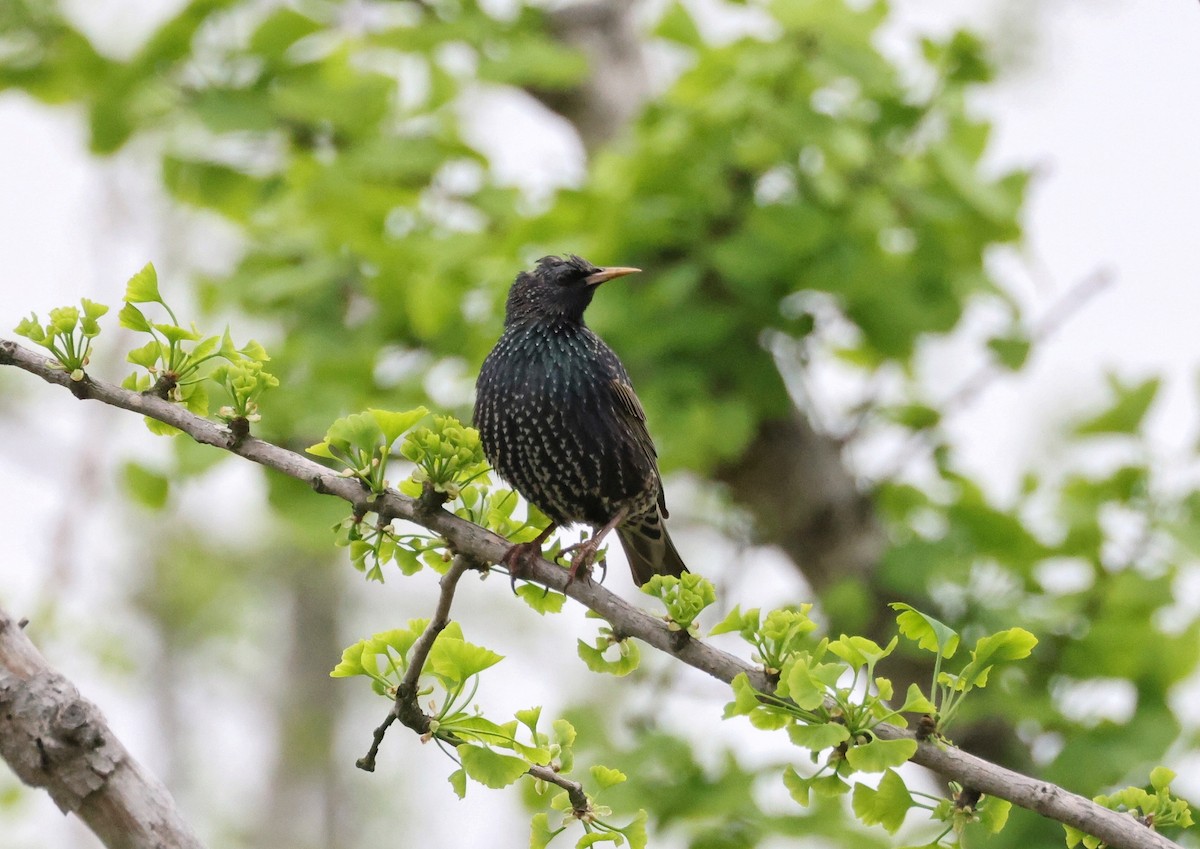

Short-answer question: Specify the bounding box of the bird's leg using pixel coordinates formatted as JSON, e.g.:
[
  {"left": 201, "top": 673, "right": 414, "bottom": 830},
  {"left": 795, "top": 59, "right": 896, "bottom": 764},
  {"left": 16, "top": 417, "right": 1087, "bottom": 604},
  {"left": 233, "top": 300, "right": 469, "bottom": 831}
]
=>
[
  {"left": 560, "top": 506, "right": 630, "bottom": 585},
  {"left": 501, "top": 523, "right": 557, "bottom": 591}
]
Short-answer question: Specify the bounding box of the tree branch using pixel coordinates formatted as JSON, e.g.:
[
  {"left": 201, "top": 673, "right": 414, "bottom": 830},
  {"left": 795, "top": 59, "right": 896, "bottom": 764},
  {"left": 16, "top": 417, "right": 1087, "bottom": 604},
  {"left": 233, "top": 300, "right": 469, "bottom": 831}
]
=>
[
  {"left": 0, "top": 604, "right": 205, "bottom": 849},
  {"left": 0, "top": 337, "right": 1182, "bottom": 849}
]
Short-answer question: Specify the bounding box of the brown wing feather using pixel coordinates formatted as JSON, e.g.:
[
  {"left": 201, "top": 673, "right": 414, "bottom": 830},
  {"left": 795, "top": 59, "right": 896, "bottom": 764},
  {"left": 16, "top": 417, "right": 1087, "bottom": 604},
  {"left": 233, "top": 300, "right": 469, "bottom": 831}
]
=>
[{"left": 607, "top": 379, "right": 669, "bottom": 518}]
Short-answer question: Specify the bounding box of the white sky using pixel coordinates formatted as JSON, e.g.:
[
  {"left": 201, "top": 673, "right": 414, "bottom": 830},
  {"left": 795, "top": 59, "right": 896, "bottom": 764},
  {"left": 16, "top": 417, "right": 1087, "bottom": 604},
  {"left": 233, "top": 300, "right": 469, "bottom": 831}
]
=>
[{"left": 2, "top": 0, "right": 1200, "bottom": 843}]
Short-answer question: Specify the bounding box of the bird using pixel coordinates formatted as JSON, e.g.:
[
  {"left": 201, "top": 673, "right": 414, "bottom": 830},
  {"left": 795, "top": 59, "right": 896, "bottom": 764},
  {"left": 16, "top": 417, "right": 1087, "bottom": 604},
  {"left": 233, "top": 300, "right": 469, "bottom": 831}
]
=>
[{"left": 473, "top": 254, "right": 688, "bottom": 586}]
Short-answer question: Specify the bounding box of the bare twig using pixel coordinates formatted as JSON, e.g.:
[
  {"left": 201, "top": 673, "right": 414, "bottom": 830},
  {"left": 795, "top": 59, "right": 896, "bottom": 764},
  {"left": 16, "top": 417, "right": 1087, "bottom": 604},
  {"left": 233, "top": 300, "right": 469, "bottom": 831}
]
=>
[
  {"left": 0, "top": 337, "right": 1181, "bottom": 849},
  {"left": 0, "top": 604, "right": 205, "bottom": 849},
  {"left": 357, "top": 556, "right": 474, "bottom": 771}
]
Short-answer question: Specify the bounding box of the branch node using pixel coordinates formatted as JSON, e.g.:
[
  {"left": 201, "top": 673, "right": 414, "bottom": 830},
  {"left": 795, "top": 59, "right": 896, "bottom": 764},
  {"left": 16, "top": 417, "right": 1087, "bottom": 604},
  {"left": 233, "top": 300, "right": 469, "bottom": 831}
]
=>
[
  {"left": 67, "top": 375, "right": 92, "bottom": 400},
  {"left": 226, "top": 417, "right": 250, "bottom": 447}
]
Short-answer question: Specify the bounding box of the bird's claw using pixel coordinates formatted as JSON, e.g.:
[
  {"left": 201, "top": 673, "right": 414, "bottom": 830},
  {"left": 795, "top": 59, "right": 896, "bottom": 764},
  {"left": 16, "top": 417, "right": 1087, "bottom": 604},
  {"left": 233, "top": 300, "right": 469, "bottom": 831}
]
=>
[
  {"left": 558, "top": 540, "right": 607, "bottom": 588},
  {"left": 501, "top": 540, "right": 543, "bottom": 594}
]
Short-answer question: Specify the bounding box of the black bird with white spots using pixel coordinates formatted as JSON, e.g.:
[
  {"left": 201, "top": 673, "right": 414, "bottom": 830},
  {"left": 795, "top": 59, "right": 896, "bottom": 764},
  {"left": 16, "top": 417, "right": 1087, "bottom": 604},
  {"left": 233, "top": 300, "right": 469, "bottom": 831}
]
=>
[{"left": 474, "top": 255, "right": 688, "bottom": 585}]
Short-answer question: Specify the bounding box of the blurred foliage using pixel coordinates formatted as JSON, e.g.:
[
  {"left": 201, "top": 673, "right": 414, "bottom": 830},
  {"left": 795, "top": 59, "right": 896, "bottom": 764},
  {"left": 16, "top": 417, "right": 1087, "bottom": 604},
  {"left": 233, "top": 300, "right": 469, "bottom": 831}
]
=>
[{"left": 4, "top": 0, "right": 1199, "bottom": 847}]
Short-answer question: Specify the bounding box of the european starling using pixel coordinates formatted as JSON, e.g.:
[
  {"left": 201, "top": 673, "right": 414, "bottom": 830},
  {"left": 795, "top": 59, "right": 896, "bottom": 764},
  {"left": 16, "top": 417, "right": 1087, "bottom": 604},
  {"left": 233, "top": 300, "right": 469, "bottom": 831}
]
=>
[{"left": 474, "top": 255, "right": 688, "bottom": 586}]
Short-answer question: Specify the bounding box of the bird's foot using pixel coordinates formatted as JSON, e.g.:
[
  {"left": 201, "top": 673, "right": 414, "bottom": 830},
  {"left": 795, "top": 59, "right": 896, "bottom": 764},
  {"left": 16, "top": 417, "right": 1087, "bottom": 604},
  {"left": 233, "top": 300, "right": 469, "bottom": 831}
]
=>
[
  {"left": 502, "top": 540, "right": 545, "bottom": 593},
  {"left": 558, "top": 539, "right": 607, "bottom": 587}
]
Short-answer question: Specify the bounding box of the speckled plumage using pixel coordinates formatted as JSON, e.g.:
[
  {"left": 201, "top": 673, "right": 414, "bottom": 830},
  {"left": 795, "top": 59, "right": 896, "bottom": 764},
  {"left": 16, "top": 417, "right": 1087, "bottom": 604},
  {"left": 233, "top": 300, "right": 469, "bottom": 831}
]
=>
[{"left": 474, "top": 255, "right": 687, "bottom": 586}]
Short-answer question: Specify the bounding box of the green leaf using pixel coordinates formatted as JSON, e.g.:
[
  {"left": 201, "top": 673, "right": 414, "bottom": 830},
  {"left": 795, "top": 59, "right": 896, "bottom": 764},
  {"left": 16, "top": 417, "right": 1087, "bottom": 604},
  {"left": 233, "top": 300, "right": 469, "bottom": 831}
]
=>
[
  {"left": 154, "top": 322, "right": 201, "bottom": 344},
  {"left": 448, "top": 768, "right": 467, "bottom": 799},
  {"left": 980, "top": 797, "right": 1012, "bottom": 833},
  {"left": 1150, "top": 766, "right": 1176, "bottom": 792},
  {"left": 118, "top": 303, "right": 153, "bottom": 332},
  {"left": 1075, "top": 375, "right": 1160, "bottom": 436},
  {"left": 516, "top": 584, "right": 566, "bottom": 614},
  {"left": 826, "top": 635, "right": 897, "bottom": 669},
  {"left": 577, "top": 637, "right": 640, "bottom": 676},
  {"left": 428, "top": 636, "right": 503, "bottom": 685},
  {"left": 654, "top": 3, "right": 702, "bottom": 45},
  {"left": 80, "top": 297, "right": 109, "bottom": 320},
  {"left": 621, "top": 810, "right": 648, "bottom": 849},
  {"left": 13, "top": 315, "right": 47, "bottom": 344},
  {"left": 530, "top": 813, "right": 558, "bottom": 849},
  {"left": 891, "top": 603, "right": 960, "bottom": 658},
  {"left": 709, "top": 604, "right": 759, "bottom": 638},
  {"left": 370, "top": 406, "right": 429, "bottom": 449},
  {"left": 851, "top": 768, "right": 913, "bottom": 833},
  {"left": 122, "top": 461, "right": 169, "bottom": 509},
  {"left": 958, "top": 627, "right": 1038, "bottom": 688},
  {"left": 1063, "top": 824, "right": 1086, "bottom": 848},
  {"left": 786, "top": 721, "right": 851, "bottom": 750},
  {"left": 249, "top": 6, "right": 322, "bottom": 59},
  {"left": 590, "top": 765, "right": 627, "bottom": 789},
  {"left": 457, "top": 744, "right": 530, "bottom": 789},
  {"left": 49, "top": 306, "right": 79, "bottom": 334},
  {"left": 784, "top": 656, "right": 843, "bottom": 710},
  {"left": 811, "top": 773, "right": 851, "bottom": 799},
  {"left": 899, "top": 683, "right": 938, "bottom": 715},
  {"left": 845, "top": 737, "right": 917, "bottom": 772},
  {"left": 988, "top": 333, "right": 1031, "bottom": 370},
  {"left": 125, "top": 262, "right": 162, "bottom": 304},
  {"left": 329, "top": 639, "right": 369, "bottom": 678},
  {"left": 782, "top": 765, "right": 813, "bottom": 807},
  {"left": 575, "top": 833, "right": 621, "bottom": 848},
  {"left": 189, "top": 334, "right": 220, "bottom": 362},
  {"left": 515, "top": 706, "right": 542, "bottom": 736}
]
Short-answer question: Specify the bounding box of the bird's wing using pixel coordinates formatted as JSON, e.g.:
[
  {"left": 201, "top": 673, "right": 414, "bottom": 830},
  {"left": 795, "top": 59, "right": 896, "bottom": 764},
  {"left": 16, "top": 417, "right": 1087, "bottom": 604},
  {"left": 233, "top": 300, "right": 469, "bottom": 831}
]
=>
[{"left": 607, "top": 379, "right": 670, "bottom": 518}]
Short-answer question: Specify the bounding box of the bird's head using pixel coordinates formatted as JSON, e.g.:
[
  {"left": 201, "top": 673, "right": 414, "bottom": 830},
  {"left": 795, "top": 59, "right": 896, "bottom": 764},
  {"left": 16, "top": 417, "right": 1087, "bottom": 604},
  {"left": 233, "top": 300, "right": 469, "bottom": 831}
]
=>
[{"left": 504, "top": 255, "right": 641, "bottom": 326}]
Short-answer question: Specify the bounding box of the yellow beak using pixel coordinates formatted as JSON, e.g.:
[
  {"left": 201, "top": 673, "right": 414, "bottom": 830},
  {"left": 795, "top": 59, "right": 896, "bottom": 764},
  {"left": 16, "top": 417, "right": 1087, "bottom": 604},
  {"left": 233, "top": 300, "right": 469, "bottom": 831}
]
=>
[{"left": 584, "top": 266, "right": 642, "bottom": 286}]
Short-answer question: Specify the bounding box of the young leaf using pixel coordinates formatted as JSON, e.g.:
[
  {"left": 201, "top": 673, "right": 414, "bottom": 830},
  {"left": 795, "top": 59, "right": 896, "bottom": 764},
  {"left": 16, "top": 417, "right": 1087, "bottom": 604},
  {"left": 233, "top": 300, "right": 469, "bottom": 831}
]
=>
[
  {"left": 448, "top": 768, "right": 467, "bottom": 799},
  {"left": 980, "top": 797, "right": 1012, "bottom": 833},
  {"left": 844, "top": 737, "right": 917, "bottom": 772},
  {"left": 786, "top": 721, "right": 851, "bottom": 750},
  {"left": 826, "top": 635, "right": 898, "bottom": 670},
  {"left": 851, "top": 768, "right": 913, "bottom": 833},
  {"left": 782, "top": 765, "right": 814, "bottom": 808},
  {"left": 590, "top": 765, "right": 627, "bottom": 789},
  {"left": 899, "top": 683, "right": 938, "bottom": 715},
  {"left": 959, "top": 627, "right": 1038, "bottom": 688},
  {"left": 517, "top": 584, "right": 566, "bottom": 614},
  {"left": 1150, "top": 766, "right": 1176, "bottom": 792},
  {"left": 515, "top": 706, "right": 542, "bottom": 736},
  {"left": 577, "top": 637, "right": 640, "bottom": 676},
  {"left": 783, "top": 657, "right": 842, "bottom": 711},
  {"left": 370, "top": 406, "right": 429, "bottom": 448},
  {"left": 530, "top": 813, "right": 559, "bottom": 849},
  {"left": 709, "top": 604, "right": 759, "bottom": 638},
  {"left": 457, "top": 743, "right": 529, "bottom": 789},
  {"left": 1074, "top": 375, "right": 1160, "bottom": 436},
  {"left": 125, "top": 262, "right": 163, "bottom": 304},
  {"left": 428, "top": 636, "right": 503, "bottom": 685},
  {"left": 620, "top": 810, "right": 648, "bottom": 849},
  {"left": 891, "top": 603, "right": 960, "bottom": 658}
]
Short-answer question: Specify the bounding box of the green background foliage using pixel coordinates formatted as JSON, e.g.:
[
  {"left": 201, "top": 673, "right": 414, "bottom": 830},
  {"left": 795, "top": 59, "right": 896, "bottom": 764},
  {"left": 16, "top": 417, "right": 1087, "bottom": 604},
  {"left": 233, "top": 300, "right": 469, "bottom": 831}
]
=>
[{"left": 2, "top": 0, "right": 1197, "bottom": 847}]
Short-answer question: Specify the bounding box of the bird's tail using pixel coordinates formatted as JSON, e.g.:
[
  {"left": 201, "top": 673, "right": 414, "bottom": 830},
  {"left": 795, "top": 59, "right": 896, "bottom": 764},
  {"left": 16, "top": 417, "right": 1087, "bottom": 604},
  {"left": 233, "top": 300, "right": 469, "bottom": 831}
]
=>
[{"left": 617, "top": 510, "right": 688, "bottom": 587}]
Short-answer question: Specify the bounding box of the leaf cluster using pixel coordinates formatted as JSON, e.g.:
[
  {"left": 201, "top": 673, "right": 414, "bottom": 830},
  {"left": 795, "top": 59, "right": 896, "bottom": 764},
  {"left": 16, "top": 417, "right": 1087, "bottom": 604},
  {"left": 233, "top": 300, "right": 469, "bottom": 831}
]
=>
[
  {"left": 119, "top": 263, "right": 273, "bottom": 434},
  {"left": 14, "top": 299, "right": 108, "bottom": 380}
]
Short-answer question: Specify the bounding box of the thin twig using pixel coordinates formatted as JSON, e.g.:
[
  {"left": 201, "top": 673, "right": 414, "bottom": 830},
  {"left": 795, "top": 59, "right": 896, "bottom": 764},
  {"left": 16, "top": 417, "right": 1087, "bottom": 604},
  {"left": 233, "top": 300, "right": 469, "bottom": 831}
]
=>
[{"left": 0, "top": 337, "right": 1181, "bottom": 849}]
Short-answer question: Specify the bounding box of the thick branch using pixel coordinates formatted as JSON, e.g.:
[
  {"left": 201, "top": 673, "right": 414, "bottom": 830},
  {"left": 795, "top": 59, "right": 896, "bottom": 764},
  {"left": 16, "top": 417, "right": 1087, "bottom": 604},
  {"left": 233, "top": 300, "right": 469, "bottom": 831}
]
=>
[
  {"left": 0, "top": 338, "right": 1181, "bottom": 849},
  {"left": 0, "top": 605, "right": 205, "bottom": 849}
]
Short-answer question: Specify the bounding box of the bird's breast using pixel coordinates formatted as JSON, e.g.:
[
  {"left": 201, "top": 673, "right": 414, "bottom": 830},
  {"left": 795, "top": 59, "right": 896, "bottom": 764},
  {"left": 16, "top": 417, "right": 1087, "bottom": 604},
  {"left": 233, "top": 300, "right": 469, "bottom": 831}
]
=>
[{"left": 474, "top": 323, "right": 651, "bottom": 526}]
